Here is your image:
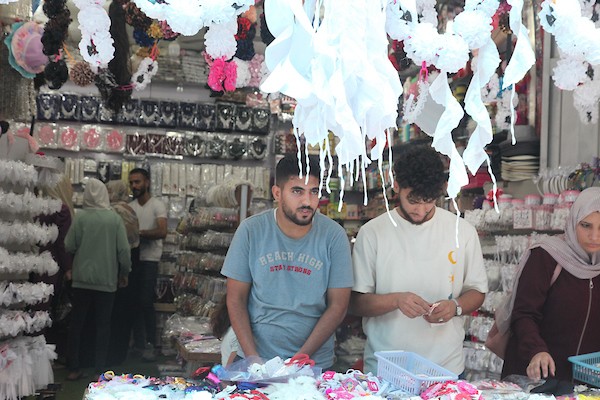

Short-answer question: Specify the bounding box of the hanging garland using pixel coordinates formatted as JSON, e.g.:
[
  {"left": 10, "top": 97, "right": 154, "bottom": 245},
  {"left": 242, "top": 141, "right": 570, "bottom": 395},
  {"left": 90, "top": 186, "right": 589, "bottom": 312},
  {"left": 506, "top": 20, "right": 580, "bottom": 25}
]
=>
[
  {"left": 40, "top": 0, "right": 71, "bottom": 89},
  {"left": 539, "top": 0, "right": 600, "bottom": 123}
]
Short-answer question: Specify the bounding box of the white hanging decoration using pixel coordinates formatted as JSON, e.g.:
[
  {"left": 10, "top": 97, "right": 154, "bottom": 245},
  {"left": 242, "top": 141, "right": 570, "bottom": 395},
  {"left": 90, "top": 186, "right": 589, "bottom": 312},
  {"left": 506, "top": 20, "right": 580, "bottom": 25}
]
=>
[
  {"left": 501, "top": 0, "right": 536, "bottom": 143},
  {"left": 0, "top": 221, "right": 59, "bottom": 247},
  {"left": 75, "top": 1, "right": 115, "bottom": 72},
  {"left": 0, "top": 160, "right": 38, "bottom": 187},
  {"left": 0, "top": 311, "right": 52, "bottom": 338},
  {"left": 204, "top": 18, "right": 239, "bottom": 60},
  {"left": 131, "top": 0, "right": 253, "bottom": 36},
  {"left": 538, "top": 0, "right": 600, "bottom": 124},
  {"left": 0, "top": 282, "right": 54, "bottom": 307},
  {"left": 0, "top": 249, "right": 59, "bottom": 276},
  {"left": 0, "top": 189, "right": 62, "bottom": 217},
  {"left": 261, "top": 0, "right": 402, "bottom": 212}
]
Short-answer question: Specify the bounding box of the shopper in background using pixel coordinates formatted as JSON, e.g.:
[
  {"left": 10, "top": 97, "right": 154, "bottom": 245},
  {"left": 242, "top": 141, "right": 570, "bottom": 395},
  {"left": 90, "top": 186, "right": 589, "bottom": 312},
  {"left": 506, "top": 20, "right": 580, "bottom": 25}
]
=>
[
  {"left": 499, "top": 187, "right": 600, "bottom": 381},
  {"left": 350, "top": 145, "right": 488, "bottom": 376},
  {"left": 210, "top": 294, "right": 244, "bottom": 366},
  {"left": 32, "top": 174, "right": 74, "bottom": 362},
  {"left": 106, "top": 180, "right": 140, "bottom": 365},
  {"left": 128, "top": 168, "right": 167, "bottom": 362},
  {"left": 221, "top": 153, "right": 353, "bottom": 370},
  {"left": 64, "top": 178, "right": 131, "bottom": 380}
]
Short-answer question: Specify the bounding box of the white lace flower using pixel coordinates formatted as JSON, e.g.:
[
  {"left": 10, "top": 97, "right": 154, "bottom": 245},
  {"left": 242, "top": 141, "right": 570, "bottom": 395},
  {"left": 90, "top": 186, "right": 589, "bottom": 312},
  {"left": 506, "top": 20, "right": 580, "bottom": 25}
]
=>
[
  {"left": 204, "top": 19, "right": 238, "bottom": 59},
  {"left": 404, "top": 23, "right": 440, "bottom": 66},
  {"left": 77, "top": 4, "right": 111, "bottom": 35},
  {"left": 454, "top": 10, "right": 493, "bottom": 49},
  {"left": 552, "top": 58, "right": 588, "bottom": 90},
  {"left": 132, "top": 57, "right": 158, "bottom": 91},
  {"left": 79, "top": 31, "right": 114, "bottom": 72},
  {"left": 234, "top": 58, "right": 251, "bottom": 88}
]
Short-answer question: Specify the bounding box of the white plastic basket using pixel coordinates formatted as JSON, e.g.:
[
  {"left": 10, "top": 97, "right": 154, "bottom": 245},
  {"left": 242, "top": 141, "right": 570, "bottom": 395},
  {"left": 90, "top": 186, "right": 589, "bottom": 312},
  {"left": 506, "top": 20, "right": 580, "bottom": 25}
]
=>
[{"left": 375, "top": 351, "right": 458, "bottom": 395}]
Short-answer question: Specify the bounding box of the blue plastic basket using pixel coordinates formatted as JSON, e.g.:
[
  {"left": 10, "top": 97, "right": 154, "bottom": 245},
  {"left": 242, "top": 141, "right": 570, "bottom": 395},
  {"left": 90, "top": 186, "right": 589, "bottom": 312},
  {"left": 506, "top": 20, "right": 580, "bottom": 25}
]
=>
[
  {"left": 375, "top": 351, "right": 458, "bottom": 395},
  {"left": 568, "top": 352, "right": 600, "bottom": 387}
]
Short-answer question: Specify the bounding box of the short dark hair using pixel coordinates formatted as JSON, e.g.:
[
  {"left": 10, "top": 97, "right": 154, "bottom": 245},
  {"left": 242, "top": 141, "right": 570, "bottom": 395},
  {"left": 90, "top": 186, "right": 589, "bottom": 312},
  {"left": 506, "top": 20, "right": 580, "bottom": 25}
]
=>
[
  {"left": 275, "top": 153, "right": 321, "bottom": 186},
  {"left": 393, "top": 145, "right": 447, "bottom": 202},
  {"left": 129, "top": 168, "right": 150, "bottom": 181}
]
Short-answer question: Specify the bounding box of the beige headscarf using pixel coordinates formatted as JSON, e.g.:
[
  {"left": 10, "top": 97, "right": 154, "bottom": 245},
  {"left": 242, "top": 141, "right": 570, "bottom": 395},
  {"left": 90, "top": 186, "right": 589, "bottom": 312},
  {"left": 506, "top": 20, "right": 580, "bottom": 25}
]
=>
[
  {"left": 83, "top": 178, "right": 110, "bottom": 209},
  {"left": 40, "top": 174, "right": 75, "bottom": 218},
  {"left": 106, "top": 180, "right": 130, "bottom": 204},
  {"left": 497, "top": 186, "right": 600, "bottom": 334}
]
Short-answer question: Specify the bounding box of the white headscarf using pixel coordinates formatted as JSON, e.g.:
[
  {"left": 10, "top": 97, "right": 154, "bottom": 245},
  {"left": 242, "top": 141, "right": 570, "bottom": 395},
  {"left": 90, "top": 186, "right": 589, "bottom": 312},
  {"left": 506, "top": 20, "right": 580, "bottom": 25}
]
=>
[
  {"left": 83, "top": 178, "right": 110, "bottom": 209},
  {"left": 497, "top": 186, "right": 600, "bottom": 334}
]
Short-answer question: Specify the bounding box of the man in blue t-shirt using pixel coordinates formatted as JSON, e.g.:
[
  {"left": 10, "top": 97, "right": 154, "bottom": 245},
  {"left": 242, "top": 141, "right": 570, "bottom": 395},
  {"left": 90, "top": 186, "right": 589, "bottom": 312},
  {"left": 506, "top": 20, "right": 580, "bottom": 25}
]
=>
[{"left": 221, "top": 153, "right": 353, "bottom": 369}]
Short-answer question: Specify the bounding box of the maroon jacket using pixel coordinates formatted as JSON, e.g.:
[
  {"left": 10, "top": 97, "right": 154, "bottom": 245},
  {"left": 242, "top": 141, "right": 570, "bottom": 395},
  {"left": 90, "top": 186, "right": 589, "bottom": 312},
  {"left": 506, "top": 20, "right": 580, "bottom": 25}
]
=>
[{"left": 501, "top": 247, "right": 600, "bottom": 381}]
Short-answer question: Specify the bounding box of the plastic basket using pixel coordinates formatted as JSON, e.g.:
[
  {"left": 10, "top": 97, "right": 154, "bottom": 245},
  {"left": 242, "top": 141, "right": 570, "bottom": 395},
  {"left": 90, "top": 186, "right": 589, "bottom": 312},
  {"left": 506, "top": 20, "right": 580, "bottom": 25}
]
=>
[
  {"left": 375, "top": 351, "right": 458, "bottom": 395},
  {"left": 568, "top": 352, "right": 600, "bottom": 387}
]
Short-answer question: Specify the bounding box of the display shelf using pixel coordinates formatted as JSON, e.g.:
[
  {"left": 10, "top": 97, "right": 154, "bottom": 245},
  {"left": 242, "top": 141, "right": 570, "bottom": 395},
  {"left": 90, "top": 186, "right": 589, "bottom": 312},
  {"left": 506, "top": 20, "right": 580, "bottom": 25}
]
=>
[
  {"left": 478, "top": 228, "right": 564, "bottom": 236},
  {"left": 154, "top": 303, "right": 177, "bottom": 313}
]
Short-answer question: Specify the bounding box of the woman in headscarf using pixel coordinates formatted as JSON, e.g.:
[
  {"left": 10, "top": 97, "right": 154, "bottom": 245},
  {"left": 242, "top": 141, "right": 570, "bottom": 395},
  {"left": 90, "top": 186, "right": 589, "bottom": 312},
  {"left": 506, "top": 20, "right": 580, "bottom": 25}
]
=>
[
  {"left": 32, "top": 174, "right": 75, "bottom": 362},
  {"left": 106, "top": 180, "right": 140, "bottom": 250},
  {"left": 64, "top": 178, "right": 131, "bottom": 380},
  {"left": 500, "top": 187, "right": 600, "bottom": 381},
  {"left": 105, "top": 179, "right": 139, "bottom": 365}
]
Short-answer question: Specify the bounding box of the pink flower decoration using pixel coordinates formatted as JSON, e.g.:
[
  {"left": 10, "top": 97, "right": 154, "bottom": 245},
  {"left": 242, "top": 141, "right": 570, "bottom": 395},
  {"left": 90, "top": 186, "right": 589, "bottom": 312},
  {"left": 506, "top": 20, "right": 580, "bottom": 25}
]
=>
[
  {"left": 107, "top": 129, "right": 124, "bottom": 151},
  {"left": 207, "top": 57, "right": 238, "bottom": 92}
]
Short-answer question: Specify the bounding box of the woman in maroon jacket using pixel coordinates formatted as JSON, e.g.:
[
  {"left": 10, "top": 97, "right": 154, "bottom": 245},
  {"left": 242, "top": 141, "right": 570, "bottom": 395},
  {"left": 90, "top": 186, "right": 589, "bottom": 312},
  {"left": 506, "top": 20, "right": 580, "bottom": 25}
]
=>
[{"left": 500, "top": 187, "right": 600, "bottom": 381}]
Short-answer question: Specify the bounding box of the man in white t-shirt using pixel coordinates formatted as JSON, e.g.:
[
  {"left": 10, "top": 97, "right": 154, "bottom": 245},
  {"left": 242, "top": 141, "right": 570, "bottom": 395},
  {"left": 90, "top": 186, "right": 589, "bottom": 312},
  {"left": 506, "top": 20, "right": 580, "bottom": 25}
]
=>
[
  {"left": 128, "top": 168, "right": 167, "bottom": 361},
  {"left": 350, "top": 146, "right": 488, "bottom": 376}
]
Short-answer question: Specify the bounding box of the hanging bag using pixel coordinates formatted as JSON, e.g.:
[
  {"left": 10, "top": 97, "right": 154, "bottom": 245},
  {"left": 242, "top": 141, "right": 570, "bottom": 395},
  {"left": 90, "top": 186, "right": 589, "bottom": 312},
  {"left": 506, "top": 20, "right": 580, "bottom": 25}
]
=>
[{"left": 485, "top": 264, "right": 562, "bottom": 359}]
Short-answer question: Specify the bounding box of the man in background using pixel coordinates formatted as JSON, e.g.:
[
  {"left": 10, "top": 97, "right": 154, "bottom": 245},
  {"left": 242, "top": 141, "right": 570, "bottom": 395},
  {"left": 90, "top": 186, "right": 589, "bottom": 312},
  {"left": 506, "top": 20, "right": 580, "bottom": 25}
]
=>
[{"left": 129, "top": 168, "right": 167, "bottom": 361}]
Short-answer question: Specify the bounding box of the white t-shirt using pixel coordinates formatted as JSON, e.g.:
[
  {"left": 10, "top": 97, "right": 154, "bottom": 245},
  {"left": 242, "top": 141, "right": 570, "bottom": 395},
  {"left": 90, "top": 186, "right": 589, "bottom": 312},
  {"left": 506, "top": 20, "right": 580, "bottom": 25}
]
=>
[
  {"left": 352, "top": 207, "right": 488, "bottom": 375},
  {"left": 129, "top": 197, "right": 167, "bottom": 262},
  {"left": 220, "top": 327, "right": 244, "bottom": 366}
]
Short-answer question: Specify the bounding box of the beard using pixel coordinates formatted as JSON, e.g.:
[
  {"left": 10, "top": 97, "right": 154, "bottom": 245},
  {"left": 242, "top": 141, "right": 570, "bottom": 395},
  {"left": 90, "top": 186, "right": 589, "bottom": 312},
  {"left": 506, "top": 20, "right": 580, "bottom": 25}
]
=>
[
  {"left": 397, "top": 200, "right": 434, "bottom": 225},
  {"left": 131, "top": 186, "right": 147, "bottom": 199},
  {"left": 281, "top": 203, "right": 316, "bottom": 226}
]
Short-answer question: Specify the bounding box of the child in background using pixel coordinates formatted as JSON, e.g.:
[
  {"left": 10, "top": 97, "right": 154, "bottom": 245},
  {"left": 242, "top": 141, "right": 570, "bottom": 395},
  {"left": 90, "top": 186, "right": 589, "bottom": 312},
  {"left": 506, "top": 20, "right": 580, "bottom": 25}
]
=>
[{"left": 210, "top": 295, "right": 244, "bottom": 366}]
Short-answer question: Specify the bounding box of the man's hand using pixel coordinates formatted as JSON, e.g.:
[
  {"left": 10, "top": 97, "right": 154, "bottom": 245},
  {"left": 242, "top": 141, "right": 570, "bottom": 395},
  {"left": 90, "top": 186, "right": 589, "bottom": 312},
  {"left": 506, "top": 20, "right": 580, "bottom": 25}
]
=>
[
  {"left": 65, "top": 270, "right": 72, "bottom": 281},
  {"left": 527, "top": 352, "right": 556, "bottom": 380},
  {"left": 118, "top": 276, "right": 128, "bottom": 288},
  {"left": 423, "top": 299, "right": 455, "bottom": 324},
  {"left": 395, "top": 292, "right": 432, "bottom": 318}
]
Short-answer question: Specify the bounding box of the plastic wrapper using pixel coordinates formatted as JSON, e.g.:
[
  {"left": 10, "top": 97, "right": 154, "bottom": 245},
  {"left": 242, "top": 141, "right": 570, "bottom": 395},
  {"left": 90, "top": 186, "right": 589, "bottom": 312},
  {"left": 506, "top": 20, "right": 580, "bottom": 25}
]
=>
[
  {"left": 79, "top": 96, "right": 99, "bottom": 122},
  {"left": 80, "top": 125, "right": 104, "bottom": 151},
  {"left": 36, "top": 93, "right": 61, "bottom": 121},
  {"left": 104, "top": 127, "right": 126, "bottom": 153},
  {"left": 215, "top": 356, "right": 321, "bottom": 384},
  {"left": 187, "top": 208, "right": 239, "bottom": 231},
  {"left": 60, "top": 94, "right": 80, "bottom": 121},
  {"left": 33, "top": 123, "right": 57, "bottom": 149},
  {"left": 216, "top": 103, "right": 236, "bottom": 131},
  {"left": 57, "top": 126, "right": 79, "bottom": 151}
]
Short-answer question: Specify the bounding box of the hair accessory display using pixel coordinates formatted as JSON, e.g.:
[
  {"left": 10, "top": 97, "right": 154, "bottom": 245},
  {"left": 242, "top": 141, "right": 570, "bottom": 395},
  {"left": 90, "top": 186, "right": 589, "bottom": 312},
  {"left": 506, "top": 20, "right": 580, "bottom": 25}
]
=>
[
  {"left": 0, "top": 160, "right": 38, "bottom": 187},
  {"left": 0, "top": 282, "right": 54, "bottom": 307},
  {"left": 227, "top": 137, "right": 247, "bottom": 160},
  {"left": 80, "top": 96, "right": 100, "bottom": 122},
  {"left": 0, "top": 189, "right": 61, "bottom": 217},
  {"left": 248, "top": 137, "right": 267, "bottom": 160},
  {"left": 251, "top": 108, "right": 269, "bottom": 133},
  {"left": 184, "top": 133, "right": 204, "bottom": 157},
  {"left": 216, "top": 103, "right": 236, "bottom": 131},
  {"left": 196, "top": 104, "right": 216, "bottom": 130},
  {"left": 33, "top": 123, "right": 57, "bottom": 149},
  {"left": 60, "top": 94, "right": 80, "bottom": 121},
  {"left": 0, "top": 249, "right": 59, "bottom": 276},
  {"left": 0, "top": 221, "right": 59, "bottom": 247},
  {"left": 178, "top": 103, "right": 197, "bottom": 128},
  {"left": 81, "top": 125, "right": 103, "bottom": 151},
  {"left": 126, "top": 132, "right": 147, "bottom": 155},
  {"left": 206, "top": 135, "right": 225, "bottom": 159},
  {"left": 139, "top": 100, "right": 160, "bottom": 127},
  {"left": 159, "top": 102, "right": 178, "bottom": 128},
  {"left": 163, "top": 132, "right": 184, "bottom": 157},
  {"left": 0, "top": 310, "right": 52, "bottom": 337},
  {"left": 36, "top": 93, "right": 61, "bottom": 121},
  {"left": 235, "top": 106, "right": 252, "bottom": 131},
  {"left": 58, "top": 126, "right": 79, "bottom": 151},
  {"left": 70, "top": 61, "right": 96, "bottom": 87},
  {"left": 146, "top": 132, "right": 165, "bottom": 155}
]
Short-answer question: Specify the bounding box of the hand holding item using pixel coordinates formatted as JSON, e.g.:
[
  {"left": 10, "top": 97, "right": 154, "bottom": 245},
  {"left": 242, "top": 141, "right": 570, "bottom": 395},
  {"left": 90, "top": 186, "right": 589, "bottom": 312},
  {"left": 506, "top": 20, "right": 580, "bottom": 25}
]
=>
[
  {"left": 527, "top": 351, "right": 556, "bottom": 380},
  {"left": 423, "top": 300, "right": 455, "bottom": 324},
  {"left": 396, "top": 292, "right": 431, "bottom": 318},
  {"left": 118, "top": 276, "right": 128, "bottom": 288}
]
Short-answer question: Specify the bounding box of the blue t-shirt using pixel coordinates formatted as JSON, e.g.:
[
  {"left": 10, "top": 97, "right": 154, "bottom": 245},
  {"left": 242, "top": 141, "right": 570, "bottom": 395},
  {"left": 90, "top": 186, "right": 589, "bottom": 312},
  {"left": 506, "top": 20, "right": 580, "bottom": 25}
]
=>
[{"left": 221, "top": 209, "right": 353, "bottom": 368}]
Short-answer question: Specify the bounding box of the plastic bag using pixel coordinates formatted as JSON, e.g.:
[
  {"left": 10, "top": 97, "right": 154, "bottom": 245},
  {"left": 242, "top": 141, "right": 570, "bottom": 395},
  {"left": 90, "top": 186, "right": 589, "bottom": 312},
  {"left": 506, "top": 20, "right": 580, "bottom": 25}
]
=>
[{"left": 214, "top": 355, "right": 322, "bottom": 384}]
